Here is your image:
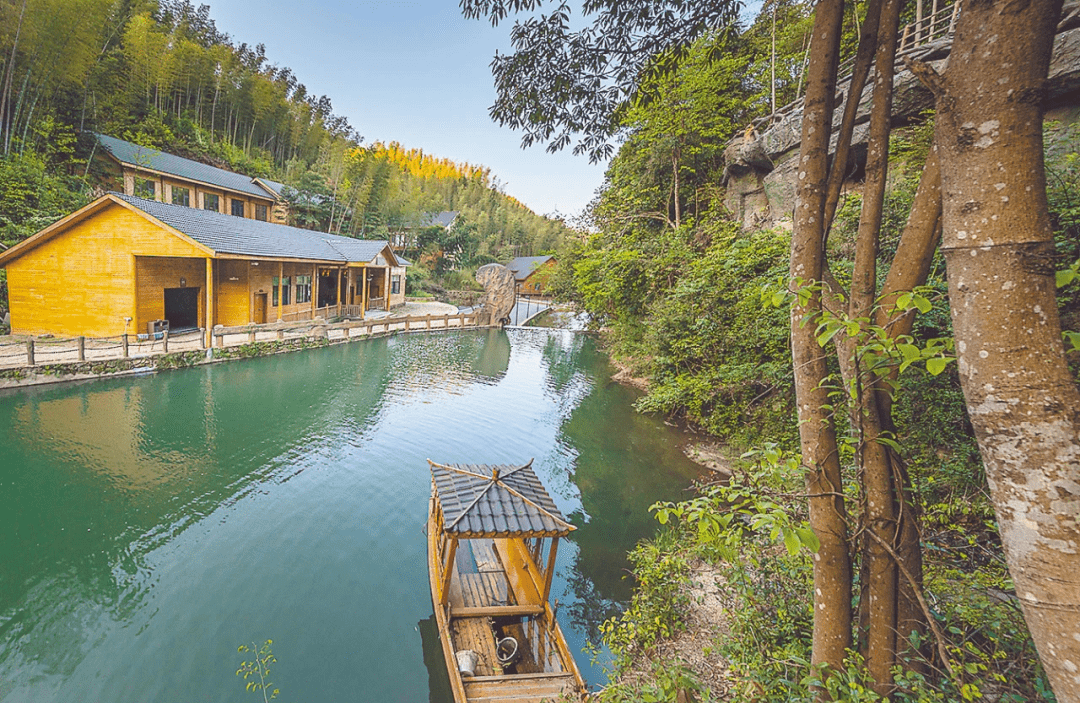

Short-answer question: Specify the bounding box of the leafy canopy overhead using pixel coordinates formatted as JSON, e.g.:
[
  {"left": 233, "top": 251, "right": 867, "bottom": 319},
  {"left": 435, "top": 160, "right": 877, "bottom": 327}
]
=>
[{"left": 460, "top": 0, "right": 745, "bottom": 161}]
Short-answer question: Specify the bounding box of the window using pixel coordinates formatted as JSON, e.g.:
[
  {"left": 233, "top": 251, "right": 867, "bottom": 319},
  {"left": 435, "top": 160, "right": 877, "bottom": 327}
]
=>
[
  {"left": 203, "top": 193, "right": 220, "bottom": 212},
  {"left": 295, "top": 275, "right": 312, "bottom": 304},
  {"left": 171, "top": 186, "right": 191, "bottom": 207},
  {"left": 272, "top": 276, "right": 291, "bottom": 306},
  {"left": 391, "top": 275, "right": 401, "bottom": 295},
  {"left": 255, "top": 203, "right": 268, "bottom": 221},
  {"left": 231, "top": 199, "right": 245, "bottom": 217},
  {"left": 134, "top": 178, "right": 156, "bottom": 199}
]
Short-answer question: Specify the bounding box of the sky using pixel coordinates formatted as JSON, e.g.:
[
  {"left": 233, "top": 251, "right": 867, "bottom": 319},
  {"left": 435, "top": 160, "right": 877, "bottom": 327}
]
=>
[{"left": 202, "top": 0, "right": 610, "bottom": 219}]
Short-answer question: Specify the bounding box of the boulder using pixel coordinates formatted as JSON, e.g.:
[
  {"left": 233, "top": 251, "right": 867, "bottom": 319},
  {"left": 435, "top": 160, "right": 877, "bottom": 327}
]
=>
[{"left": 475, "top": 264, "right": 517, "bottom": 327}]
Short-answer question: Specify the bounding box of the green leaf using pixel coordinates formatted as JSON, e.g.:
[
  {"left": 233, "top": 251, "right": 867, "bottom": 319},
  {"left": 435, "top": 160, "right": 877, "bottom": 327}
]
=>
[
  {"left": 895, "top": 292, "right": 913, "bottom": 310},
  {"left": 783, "top": 529, "right": 801, "bottom": 556},
  {"left": 912, "top": 294, "right": 933, "bottom": 314},
  {"left": 1056, "top": 267, "right": 1077, "bottom": 288},
  {"left": 926, "top": 357, "right": 953, "bottom": 376},
  {"left": 876, "top": 436, "right": 902, "bottom": 452},
  {"left": 795, "top": 526, "right": 820, "bottom": 552},
  {"left": 1064, "top": 330, "right": 1080, "bottom": 352},
  {"left": 897, "top": 343, "right": 921, "bottom": 361}
]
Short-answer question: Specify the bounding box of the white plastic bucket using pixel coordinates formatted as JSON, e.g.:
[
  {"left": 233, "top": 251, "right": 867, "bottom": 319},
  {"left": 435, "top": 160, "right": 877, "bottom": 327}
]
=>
[{"left": 455, "top": 649, "right": 479, "bottom": 677}]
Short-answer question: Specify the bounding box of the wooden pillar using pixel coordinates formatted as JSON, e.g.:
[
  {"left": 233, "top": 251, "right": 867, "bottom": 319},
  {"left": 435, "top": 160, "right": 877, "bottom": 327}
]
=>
[
  {"left": 337, "top": 268, "right": 343, "bottom": 313},
  {"left": 205, "top": 258, "right": 215, "bottom": 348},
  {"left": 25, "top": 338, "right": 34, "bottom": 366},
  {"left": 360, "top": 266, "right": 368, "bottom": 318},
  {"left": 311, "top": 265, "right": 317, "bottom": 317},
  {"left": 121, "top": 334, "right": 129, "bottom": 358},
  {"left": 162, "top": 328, "right": 169, "bottom": 353},
  {"left": 440, "top": 537, "right": 458, "bottom": 605},
  {"left": 76, "top": 336, "right": 85, "bottom": 361},
  {"left": 277, "top": 262, "right": 283, "bottom": 322},
  {"left": 542, "top": 538, "right": 560, "bottom": 602}
]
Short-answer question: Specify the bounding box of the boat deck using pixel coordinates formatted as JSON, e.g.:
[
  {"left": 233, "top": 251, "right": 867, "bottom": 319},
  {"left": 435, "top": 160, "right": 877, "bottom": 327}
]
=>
[{"left": 447, "top": 539, "right": 566, "bottom": 678}]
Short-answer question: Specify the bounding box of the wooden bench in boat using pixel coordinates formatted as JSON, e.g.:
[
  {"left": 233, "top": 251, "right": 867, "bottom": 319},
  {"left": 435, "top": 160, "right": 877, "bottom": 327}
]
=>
[{"left": 463, "top": 672, "right": 578, "bottom": 702}]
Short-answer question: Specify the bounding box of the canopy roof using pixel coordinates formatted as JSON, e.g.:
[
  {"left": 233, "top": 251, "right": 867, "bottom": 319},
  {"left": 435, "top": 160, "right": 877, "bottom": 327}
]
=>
[{"left": 429, "top": 460, "right": 575, "bottom": 538}]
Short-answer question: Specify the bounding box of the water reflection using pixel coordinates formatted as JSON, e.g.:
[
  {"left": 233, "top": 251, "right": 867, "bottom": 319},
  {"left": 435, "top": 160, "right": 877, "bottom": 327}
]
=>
[{"left": 0, "top": 330, "right": 703, "bottom": 702}]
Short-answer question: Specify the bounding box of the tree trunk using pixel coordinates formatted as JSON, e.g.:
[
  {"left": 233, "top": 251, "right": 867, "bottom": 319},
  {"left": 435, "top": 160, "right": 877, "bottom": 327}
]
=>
[
  {"left": 791, "top": 0, "right": 853, "bottom": 679},
  {"left": 850, "top": 0, "right": 903, "bottom": 690},
  {"left": 932, "top": 0, "right": 1080, "bottom": 698}
]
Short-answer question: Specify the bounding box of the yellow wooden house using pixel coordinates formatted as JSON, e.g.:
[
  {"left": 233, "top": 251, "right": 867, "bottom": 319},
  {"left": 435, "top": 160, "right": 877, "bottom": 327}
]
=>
[{"left": 0, "top": 193, "right": 407, "bottom": 344}]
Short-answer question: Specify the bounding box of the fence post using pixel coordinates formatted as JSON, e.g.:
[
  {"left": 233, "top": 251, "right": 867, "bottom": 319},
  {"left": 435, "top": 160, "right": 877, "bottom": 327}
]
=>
[
  {"left": 443, "top": 314, "right": 449, "bottom": 329},
  {"left": 404, "top": 318, "right": 411, "bottom": 332},
  {"left": 248, "top": 328, "right": 256, "bottom": 343},
  {"left": 77, "top": 336, "right": 85, "bottom": 361},
  {"left": 277, "top": 328, "right": 284, "bottom": 340},
  {"left": 162, "top": 329, "right": 169, "bottom": 353},
  {"left": 426, "top": 315, "right": 432, "bottom": 330},
  {"left": 26, "top": 338, "right": 35, "bottom": 366},
  {"left": 122, "top": 334, "right": 129, "bottom": 358}
]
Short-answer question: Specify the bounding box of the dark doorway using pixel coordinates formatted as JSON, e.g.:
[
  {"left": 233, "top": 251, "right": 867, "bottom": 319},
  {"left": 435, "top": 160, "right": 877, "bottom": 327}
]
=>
[
  {"left": 164, "top": 287, "right": 199, "bottom": 330},
  {"left": 317, "top": 272, "right": 338, "bottom": 308}
]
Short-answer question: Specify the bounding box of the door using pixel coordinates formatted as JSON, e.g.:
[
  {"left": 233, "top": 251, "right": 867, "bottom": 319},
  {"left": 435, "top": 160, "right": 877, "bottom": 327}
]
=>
[
  {"left": 163, "top": 287, "right": 200, "bottom": 330},
  {"left": 253, "top": 293, "right": 267, "bottom": 324}
]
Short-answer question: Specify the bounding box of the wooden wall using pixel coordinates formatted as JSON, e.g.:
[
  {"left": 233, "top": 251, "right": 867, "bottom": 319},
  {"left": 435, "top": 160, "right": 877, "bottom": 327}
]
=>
[
  {"left": 389, "top": 266, "right": 407, "bottom": 308},
  {"left": 6, "top": 205, "right": 207, "bottom": 337},
  {"left": 135, "top": 256, "right": 207, "bottom": 332}
]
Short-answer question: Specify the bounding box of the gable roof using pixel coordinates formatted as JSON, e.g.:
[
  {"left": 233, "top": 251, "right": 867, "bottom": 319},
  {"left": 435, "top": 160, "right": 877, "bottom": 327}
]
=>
[
  {"left": 0, "top": 193, "right": 398, "bottom": 267},
  {"left": 424, "top": 211, "right": 458, "bottom": 228},
  {"left": 506, "top": 255, "right": 555, "bottom": 281},
  {"left": 94, "top": 134, "right": 279, "bottom": 201},
  {"left": 429, "top": 459, "right": 574, "bottom": 538}
]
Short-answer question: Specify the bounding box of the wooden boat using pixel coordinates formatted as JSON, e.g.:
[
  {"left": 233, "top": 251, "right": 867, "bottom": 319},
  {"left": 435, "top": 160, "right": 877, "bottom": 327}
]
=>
[{"left": 427, "top": 459, "right": 588, "bottom": 703}]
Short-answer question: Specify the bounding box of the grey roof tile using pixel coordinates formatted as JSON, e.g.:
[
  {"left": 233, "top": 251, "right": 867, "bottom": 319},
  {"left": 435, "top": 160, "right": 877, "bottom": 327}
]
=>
[
  {"left": 114, "top": 193, "right": 391, "bottom": 264},
  {"left": 96, "top": 134, "right": 277, "bottom": 200},
  {"left": 506, "top": 256, "right": 554, "bottom": 281},
  {"left": 430, "top": 461, "right": 574, "bottom": 537}
]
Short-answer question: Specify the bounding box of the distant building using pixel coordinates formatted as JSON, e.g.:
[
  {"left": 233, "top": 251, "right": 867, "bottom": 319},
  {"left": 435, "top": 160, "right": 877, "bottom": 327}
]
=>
[
  {"left": 506, "top": 255, "right": 556, "bottom": 295},
  {"left": 390, "top": 210, "right": 459, "bottom": 250},
  {"left": 0, "top": 193, "right": 405, "bottom": 344},
  {"left": 91, "top": 134, "right": 289, "bottom": 224}
]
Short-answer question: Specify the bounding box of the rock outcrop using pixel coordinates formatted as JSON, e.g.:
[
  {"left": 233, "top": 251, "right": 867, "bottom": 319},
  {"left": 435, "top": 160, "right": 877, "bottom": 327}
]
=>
[
  {"left": 475, "top": 264, "right": 517, "bottom": 327},
  {"left": 724, "top": 5, "right": 1080, "bottom": 229}
]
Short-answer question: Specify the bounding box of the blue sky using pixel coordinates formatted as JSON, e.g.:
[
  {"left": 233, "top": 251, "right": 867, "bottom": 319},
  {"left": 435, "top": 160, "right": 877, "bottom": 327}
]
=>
[{"left": 205, "top": 0, "right": 609, "bottom": 218}]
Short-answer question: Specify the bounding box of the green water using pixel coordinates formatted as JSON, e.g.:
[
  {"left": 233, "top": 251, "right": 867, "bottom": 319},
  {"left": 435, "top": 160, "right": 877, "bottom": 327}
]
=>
[{"left": 0, "top": 329, "right": 703, "bottom": 702}]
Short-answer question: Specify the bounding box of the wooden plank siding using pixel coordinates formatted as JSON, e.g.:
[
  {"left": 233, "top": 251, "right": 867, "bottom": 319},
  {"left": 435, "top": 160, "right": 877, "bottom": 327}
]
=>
[{"left": 6, "top": 206, "right": 207, "bottom": 338}]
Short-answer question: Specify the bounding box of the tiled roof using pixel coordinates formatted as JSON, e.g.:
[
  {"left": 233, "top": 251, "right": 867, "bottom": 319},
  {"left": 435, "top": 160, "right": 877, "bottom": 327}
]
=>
[
  {"left": 114, "top": 193, "right": 391, "bottom": 264},
  {"left": 423, "top": 211, "right": 458, "bottom": 228},
  {"left": 95, "top": 134, "right": 277, "bottom": 200},
  {"left": 506, "top": 256, "right": 555, "bottom": 281},
  {"left": 429, "top": 460, "right": 575, "bottom": 537}
]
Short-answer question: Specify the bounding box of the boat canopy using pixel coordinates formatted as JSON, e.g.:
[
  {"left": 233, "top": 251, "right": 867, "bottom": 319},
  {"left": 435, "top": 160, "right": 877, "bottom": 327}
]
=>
[{"left": 428, "top": 460, "right": 576, "bottom": 538}]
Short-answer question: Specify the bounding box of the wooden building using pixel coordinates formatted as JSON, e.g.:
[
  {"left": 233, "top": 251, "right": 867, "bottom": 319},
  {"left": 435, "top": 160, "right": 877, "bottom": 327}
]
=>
[
  {"left": 505, "top": 256, "right": 556, "bottom": 296},
  {"left": 93, "top": 134, "right": 289, "bottom": 224},
  {"left": 0, "top": 193, "right": 406, "bottom": 344}
]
